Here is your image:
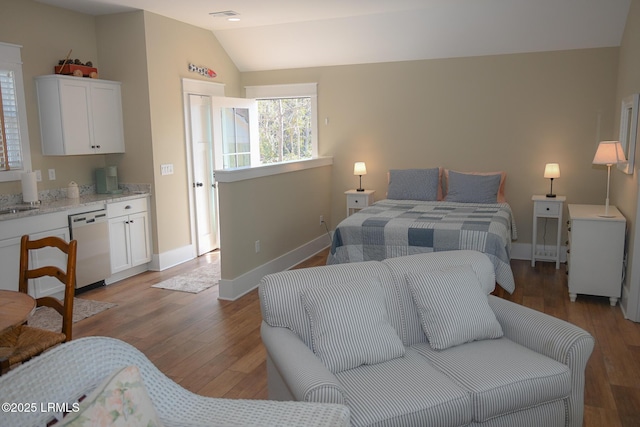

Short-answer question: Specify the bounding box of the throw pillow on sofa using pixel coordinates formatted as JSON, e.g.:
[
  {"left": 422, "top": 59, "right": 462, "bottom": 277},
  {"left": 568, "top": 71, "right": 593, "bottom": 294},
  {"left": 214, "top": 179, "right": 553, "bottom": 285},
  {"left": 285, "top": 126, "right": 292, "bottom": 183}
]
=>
[
  {"left": 406, "top": 266, "right": 503, "bottom": 350},
  {"left": 60, "top": 365, "right": 164, "bottom": 427},
  {"left": 301, "top": 277, "right": 405, "bottom": 373}
]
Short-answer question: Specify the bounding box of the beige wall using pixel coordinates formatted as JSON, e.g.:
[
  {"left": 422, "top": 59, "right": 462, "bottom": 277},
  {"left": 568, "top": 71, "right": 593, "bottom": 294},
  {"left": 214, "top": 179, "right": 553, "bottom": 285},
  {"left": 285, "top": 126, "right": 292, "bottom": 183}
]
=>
[
  {"left": 0, "top": 0, "right": 106, "bottom": 195},
  {"left": 141, "top": 11, "right": 241, "bottom": 255},
  {"left": 612, "top": 0, "right": 640, "bottom": 321},
  {"left": 242, "top": 48, "right": 619, "bottom": 249},
  {"left": 218, "top": 166, "right": 332, "bottom": 279}
]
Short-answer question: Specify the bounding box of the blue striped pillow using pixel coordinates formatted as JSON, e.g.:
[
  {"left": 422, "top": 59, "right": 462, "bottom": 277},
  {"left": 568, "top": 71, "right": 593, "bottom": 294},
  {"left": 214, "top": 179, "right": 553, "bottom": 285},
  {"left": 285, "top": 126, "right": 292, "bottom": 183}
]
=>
[
  {"left": 406, "top": 266, "right": 503, "bottom": 350},
  {"left": 301, "top": 277, "right": 405, "bottom": 373}
]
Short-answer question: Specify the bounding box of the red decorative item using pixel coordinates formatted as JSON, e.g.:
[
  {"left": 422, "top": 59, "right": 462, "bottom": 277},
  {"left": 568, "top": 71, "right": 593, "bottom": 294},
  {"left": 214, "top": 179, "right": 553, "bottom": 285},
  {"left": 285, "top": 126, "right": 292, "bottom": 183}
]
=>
[{"left": 55, "top": 64, "right": 99, "bottom": 78}]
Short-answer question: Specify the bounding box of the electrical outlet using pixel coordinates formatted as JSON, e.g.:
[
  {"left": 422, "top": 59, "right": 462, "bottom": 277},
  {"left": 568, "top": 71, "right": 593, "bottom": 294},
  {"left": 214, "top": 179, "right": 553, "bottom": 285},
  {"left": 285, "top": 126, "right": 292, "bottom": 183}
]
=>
[
  {"left": 319, "top": 215, "right": 324, "bottom": 225},
  {"left": 35, "top": 170, "right": 42, "bottom": 182},
  {"left": 48, "top": 168, "right": 56, "bottom": 181},
  {"left": 255, "top": 240, "right": 261, "bottom": 253}
]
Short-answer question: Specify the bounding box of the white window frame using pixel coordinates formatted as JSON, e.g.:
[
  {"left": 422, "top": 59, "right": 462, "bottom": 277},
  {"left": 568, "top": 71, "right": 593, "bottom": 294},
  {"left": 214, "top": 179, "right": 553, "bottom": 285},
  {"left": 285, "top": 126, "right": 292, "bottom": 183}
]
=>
[
  {"left": 215, "top": 83, "right": 330, "bottom": 183},
  {"left": 0, "top": 42, "right": 32, "bottom": 182}
]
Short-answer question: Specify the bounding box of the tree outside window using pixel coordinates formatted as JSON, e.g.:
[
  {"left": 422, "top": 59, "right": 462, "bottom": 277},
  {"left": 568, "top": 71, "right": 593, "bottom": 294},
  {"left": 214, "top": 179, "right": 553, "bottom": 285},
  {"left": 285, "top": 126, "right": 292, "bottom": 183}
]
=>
[{"left": 257, "top": 97, "right": 312, "bottom": 165}]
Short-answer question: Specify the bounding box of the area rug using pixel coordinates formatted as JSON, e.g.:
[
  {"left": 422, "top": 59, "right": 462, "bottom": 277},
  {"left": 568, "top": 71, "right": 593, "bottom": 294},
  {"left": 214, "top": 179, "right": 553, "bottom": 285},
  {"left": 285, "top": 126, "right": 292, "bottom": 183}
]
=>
[
  {"left": 27, "top": 298, "right": 117, "bottom": 332},
  {"left": 151, "top": 260, "right": 220, "bottom": 293}
]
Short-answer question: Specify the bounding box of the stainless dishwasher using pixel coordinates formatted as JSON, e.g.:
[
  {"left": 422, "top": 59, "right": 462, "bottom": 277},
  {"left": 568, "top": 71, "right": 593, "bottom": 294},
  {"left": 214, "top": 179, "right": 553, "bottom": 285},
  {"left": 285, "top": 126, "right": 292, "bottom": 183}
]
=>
[{"left": 68, "top": 209, "right": 111, "bottom": 289}]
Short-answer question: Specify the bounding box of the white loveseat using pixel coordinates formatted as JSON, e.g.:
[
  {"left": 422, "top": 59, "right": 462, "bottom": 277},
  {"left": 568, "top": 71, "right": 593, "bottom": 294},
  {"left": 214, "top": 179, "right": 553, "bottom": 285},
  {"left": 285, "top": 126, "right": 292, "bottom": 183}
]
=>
[
  {"left": 0, "top": 336, "right": 350, "bottom": 427},
  {"left": 259, "top": 250, "right": 594, "bottom": 427}
]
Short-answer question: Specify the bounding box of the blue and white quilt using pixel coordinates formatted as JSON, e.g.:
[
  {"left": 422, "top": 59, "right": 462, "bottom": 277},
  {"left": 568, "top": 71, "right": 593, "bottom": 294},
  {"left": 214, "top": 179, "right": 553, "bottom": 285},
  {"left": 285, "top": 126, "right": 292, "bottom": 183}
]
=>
[{"left": 327, "top": 200, "right": 518, "bottom": 293}]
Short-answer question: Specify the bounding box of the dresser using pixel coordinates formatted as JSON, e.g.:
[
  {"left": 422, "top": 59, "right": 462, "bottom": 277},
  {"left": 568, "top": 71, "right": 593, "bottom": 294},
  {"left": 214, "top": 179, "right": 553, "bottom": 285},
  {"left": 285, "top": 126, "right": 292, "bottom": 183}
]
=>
[{"left": 567, "top": 204, "right": 626, "bottom": 306}]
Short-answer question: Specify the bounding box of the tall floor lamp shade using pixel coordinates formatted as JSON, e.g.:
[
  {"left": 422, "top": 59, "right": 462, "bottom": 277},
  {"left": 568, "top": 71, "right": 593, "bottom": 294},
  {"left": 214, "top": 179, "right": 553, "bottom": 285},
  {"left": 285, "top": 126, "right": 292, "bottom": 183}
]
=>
[
  {"left": 354, "top": 162, "right": 367, "bottom": 191},
  {"left": 544, "top": 163, "right": 560, "bottom": 198},
  {"left": 592, "top": 140, "right": 626, "bottom": 217}
]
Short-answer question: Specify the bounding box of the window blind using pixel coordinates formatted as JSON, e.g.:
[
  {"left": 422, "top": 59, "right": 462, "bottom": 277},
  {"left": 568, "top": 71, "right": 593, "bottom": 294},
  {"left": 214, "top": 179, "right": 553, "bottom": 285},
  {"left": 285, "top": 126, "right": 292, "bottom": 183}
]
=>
[{"left": 0, "top": 70, "right": 22, "bottom": 171}]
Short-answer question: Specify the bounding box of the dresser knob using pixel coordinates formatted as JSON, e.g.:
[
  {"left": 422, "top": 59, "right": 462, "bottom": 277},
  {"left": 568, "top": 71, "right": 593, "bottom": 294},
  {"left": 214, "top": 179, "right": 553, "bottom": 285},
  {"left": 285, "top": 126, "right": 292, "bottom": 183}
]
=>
[{"left": 546, "top": 207, "right": 550, "bottom": 211}]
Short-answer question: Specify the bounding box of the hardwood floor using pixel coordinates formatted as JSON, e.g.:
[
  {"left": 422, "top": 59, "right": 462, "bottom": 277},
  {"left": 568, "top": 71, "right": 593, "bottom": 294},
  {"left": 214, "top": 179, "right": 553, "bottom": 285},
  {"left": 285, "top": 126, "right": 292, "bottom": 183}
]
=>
[{"left": 74, "top": 249, "right": 640, "bottom": 426}]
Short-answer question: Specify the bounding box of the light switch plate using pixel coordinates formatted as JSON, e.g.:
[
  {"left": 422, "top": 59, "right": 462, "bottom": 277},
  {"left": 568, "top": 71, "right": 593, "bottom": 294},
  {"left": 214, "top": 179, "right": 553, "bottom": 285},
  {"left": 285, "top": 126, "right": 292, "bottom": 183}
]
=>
[{"left": 161, "top": 164, "right": 174, "bottom": 175}]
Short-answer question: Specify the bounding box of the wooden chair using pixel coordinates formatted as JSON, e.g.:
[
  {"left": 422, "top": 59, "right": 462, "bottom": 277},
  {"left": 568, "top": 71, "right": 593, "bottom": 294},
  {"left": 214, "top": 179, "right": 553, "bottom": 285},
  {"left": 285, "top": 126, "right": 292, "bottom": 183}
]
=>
[{"left": 0, "top": 235, "right": 77, "bottom": 374}]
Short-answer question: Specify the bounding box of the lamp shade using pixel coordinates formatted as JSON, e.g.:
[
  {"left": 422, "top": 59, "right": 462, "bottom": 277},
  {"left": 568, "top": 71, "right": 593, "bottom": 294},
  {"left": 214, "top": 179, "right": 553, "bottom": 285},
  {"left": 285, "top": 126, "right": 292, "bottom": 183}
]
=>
[
  {"left": 353, "top": 162, "right": 367, "bottom": 176},
  {"left": 593, "top": 141, "right": 626, "bottom": 165},
  {"left": 544, "top": 163, "right": 560, "bottom": 179}
]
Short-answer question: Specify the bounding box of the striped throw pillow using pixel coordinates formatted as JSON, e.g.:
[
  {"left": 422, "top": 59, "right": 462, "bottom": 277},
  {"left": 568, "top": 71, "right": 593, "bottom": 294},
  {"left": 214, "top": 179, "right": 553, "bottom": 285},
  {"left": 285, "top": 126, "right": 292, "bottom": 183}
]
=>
[
  {"left": 301, "top": 277, "right": 405, "bottom": 373},
  {"left": 406, "top": 266, "right": 503, "bottom": 350}
]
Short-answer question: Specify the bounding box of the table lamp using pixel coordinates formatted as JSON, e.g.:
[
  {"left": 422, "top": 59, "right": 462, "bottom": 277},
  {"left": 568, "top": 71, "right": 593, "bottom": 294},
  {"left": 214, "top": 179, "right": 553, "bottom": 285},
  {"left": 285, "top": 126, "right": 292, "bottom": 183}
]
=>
[
  {"left": 544, "top": 163, "right": 560, "bottom": 198},
  {"left": 354, "top": 162, "right": 367, "bottom": 192},
  {"left": 592, "top": 140, "right": 626, "bottom": 217}
]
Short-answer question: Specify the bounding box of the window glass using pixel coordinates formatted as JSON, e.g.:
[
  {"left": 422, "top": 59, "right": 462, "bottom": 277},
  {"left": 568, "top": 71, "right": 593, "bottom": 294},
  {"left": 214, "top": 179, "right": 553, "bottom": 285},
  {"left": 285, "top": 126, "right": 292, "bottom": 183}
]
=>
[
  {"left": 257, "top": 97, "right": 312, "bottom": 165},
  {"left": 0, "top": 43, "right": 31, "bottom": 182}
]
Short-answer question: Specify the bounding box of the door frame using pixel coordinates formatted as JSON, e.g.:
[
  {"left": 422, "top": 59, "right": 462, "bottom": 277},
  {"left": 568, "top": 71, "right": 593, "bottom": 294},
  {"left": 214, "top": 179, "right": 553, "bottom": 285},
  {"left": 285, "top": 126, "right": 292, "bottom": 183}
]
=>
[{"left": 181, "top": 78, "right": 226, "bottom": 258}]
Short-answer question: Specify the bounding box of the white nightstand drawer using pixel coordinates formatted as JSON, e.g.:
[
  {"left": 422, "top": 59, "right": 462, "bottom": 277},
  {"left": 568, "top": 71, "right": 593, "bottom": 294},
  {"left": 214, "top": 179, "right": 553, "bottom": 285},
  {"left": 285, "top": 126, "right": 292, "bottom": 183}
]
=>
[
  {"left": 347, "top": 195, "right": 368, "bottom": 208},
  {"left": 535, "top": 201, "right": 561, "bottom": 216}
]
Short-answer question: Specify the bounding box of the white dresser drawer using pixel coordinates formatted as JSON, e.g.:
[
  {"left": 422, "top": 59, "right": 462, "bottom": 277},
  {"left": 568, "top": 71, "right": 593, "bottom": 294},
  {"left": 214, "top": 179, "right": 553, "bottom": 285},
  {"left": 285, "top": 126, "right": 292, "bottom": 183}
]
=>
[
  {"left": 347, "top": 195, "right": 368, "bottom": 208},
  {"left": 535, "top": 201, "right": 561, "bottom": 216},
  {"left": 107, "top": 197, "right": 148, "bottom": 217}
]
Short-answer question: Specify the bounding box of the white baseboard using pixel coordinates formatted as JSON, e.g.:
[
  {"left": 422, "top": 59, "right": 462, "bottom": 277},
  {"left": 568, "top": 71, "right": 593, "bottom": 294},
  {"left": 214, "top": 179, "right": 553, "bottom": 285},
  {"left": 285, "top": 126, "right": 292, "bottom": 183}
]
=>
[
  {"left": 149, "top": 244, "right": 196, "bottom": 272},
  {"left": 218, "top": 234, "right": 331, "bottom": 301},
  {"left": 511, "top": 243, "right": 567, "bottom": 263}
]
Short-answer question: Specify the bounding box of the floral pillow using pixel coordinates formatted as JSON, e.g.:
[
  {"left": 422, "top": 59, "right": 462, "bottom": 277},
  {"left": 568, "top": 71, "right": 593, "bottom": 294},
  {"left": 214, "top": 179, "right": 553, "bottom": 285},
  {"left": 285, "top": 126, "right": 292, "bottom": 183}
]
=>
[{"left": 60, "top": 365, "right": 164, "bottom": 427}]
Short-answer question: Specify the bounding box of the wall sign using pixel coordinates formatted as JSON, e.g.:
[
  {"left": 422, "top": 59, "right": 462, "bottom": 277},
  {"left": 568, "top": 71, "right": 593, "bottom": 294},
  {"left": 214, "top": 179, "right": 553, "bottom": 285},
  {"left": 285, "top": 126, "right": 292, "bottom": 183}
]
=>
[{"left": 188, "top": 63, "right": 217, "bottom": 78}]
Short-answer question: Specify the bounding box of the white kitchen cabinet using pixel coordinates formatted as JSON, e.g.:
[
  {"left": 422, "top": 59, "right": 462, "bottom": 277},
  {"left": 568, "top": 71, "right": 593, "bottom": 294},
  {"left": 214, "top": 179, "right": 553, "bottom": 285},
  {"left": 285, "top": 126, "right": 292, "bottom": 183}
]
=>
[
  {"left": 0, "top": 211, "right": 70, "bottom": 298},
  {"left": 567, "top": 204, "right": 626, "bottom": 306},
  {"left": 107, "top": 198, "right": 151, "bottom": 274},
  {"left": 35, "top": 74, "right": 125, "bottom": 155}
]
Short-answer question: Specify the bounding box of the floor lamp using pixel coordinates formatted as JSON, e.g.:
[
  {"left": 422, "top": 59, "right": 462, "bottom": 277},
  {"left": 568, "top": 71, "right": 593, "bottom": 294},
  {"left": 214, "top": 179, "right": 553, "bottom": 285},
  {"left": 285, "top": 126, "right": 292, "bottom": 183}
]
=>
[{"left": 592, "top": 140, "right": 626, "bottom": 217}]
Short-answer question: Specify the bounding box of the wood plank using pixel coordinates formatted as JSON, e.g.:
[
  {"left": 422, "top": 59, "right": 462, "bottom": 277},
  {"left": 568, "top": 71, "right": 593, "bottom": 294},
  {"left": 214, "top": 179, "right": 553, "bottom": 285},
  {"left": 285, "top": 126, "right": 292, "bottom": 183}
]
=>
[{"left": 72, "top": 251, "right": 640, "bottom": 426}]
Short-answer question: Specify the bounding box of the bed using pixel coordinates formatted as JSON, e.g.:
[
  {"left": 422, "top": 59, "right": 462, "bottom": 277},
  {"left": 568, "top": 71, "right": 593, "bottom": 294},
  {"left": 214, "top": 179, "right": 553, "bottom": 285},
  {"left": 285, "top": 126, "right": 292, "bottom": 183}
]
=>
[{"left": 327, "top": 168, "right": 518, "bottom": 293}]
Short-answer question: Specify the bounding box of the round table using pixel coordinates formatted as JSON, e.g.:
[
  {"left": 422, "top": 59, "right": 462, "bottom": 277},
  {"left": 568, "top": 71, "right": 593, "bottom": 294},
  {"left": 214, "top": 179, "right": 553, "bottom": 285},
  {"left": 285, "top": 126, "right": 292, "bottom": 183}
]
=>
[{"left": 0, "top": 290, "right": 36, "bottom": 333}]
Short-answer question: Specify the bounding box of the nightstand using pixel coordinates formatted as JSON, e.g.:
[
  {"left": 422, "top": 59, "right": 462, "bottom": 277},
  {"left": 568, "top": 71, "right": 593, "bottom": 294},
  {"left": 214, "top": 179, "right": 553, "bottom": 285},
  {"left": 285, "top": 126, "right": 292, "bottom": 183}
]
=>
[
  {"left": 345, "top": 189, "right": 375, "bottom": 216},
  {"left": 531, "top": 195, "right": 566, "bottom": 269},
  {"left": 567, "top": 204, "right": 626, "bottom": 306}
]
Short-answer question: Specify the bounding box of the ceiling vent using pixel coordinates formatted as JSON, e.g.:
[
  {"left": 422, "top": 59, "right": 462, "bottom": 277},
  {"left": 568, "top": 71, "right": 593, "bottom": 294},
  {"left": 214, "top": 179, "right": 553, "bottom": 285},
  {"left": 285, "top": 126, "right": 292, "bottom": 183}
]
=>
[{"left": 209, "top": 10, "right": 240, "bottom": 18}]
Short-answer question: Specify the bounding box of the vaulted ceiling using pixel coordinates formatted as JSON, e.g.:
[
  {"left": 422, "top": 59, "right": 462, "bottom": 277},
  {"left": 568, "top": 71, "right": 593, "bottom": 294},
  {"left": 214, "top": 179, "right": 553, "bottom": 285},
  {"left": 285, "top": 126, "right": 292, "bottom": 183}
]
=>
[{"left": 35, "top": 0, "right": 631, "bottom": 72}]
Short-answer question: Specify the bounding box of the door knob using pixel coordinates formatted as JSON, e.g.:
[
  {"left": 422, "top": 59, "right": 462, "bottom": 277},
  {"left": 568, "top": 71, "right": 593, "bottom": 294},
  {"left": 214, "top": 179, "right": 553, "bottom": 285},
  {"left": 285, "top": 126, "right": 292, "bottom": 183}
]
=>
[{"left": 193, "top": 182, "right": 204, "bottom": 187}]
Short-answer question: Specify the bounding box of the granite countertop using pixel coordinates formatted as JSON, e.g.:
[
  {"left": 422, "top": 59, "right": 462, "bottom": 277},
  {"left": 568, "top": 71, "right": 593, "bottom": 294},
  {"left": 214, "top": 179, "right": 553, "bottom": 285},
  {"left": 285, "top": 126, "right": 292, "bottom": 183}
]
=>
[{"left": 0, "top": 189, "right": 150, "bottom": 222}]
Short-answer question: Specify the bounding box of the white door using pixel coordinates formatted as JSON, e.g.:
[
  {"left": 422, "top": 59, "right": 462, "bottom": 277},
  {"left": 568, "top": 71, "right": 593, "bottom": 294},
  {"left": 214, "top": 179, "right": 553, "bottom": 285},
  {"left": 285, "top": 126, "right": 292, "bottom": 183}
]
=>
[
  {"left": 210, "top": 97, "right": 259, "bottom": 170},
  {"left": 188, "top": 94, "right": 218, "bottom": 255}
]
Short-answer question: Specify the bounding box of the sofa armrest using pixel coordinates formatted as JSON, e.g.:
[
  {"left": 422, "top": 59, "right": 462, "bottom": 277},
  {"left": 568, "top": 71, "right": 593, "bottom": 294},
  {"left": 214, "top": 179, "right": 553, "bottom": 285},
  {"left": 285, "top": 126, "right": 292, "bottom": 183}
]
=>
[
  {"left": 261, "top": 322, "right": 346, "bottom": 404},
  {"left": 488, "top": 296, "right": 594, "bottom": 427}
]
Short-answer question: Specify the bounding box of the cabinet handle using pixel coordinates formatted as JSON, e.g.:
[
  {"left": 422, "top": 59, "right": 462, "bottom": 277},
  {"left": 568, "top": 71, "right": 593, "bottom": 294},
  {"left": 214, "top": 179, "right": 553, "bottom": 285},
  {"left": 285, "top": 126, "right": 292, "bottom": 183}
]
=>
[
  {"left": 546, "top": 207, "right": 550, "bottom": 211},
  {"left": 567, "top": 227, "right": 571, "bottom": 232},
  {"left": 96, "top": 145, "right": 101, "bottom": 149},
  {"left": 125, "top": 205, "right": 132, "bottom": 209},
  {"left": 354, "top": 200, "right": 359, "bottom": 204},
  {"left": 129, "top": 220, "right": 134, "bottom": 224}
]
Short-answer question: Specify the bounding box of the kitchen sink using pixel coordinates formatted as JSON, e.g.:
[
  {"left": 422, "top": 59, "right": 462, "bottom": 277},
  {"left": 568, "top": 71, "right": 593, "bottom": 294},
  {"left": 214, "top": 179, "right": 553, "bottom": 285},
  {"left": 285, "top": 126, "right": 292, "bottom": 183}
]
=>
[{"left": 0, "top": 206, "right": 40, "bottom": 215}]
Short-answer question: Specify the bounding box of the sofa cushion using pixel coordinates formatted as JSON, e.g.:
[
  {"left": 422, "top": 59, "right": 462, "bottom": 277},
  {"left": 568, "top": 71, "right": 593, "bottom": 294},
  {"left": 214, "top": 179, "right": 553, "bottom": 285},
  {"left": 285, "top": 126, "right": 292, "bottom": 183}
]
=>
[
  {"left": 260, "top": 261, "right": 405, "bottom": 348},
  {"left": 301, "top": 277, "right": 405, "bottom": 373},
  {"left": 382, "top": 250, "right": 496, "bottom": 346},
  {"left": 411, "top": 338, "right": 571, "bottom": 422},
  {"left": 406, "top": 266, "right": 503, "bottom": 350},
  {"left": 335, "top": 348, "right": 471, "bottom": 427}
]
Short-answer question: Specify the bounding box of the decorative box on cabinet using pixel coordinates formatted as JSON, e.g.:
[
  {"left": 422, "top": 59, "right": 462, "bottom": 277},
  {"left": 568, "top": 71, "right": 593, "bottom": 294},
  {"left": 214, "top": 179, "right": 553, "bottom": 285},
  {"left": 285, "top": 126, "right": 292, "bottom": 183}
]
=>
[
  {"left": 35, "top": 74, "right": 125, "bottom": 155},
  {"left": 567, "top": 204, "right": 626, "bottom": 306}
]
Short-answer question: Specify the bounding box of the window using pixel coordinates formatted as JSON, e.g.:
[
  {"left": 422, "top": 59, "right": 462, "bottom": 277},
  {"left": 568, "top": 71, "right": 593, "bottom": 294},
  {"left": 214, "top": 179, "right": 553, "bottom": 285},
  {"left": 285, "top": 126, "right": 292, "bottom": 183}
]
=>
[
  {"left": 0, "top": 42, "right": 31, "bottom": 182},
  {"left": 246, "top": 83, "right": 318, "bottom": 165},
  {"left": 258, "top": 97, "right": 312, "bottom": 164}
]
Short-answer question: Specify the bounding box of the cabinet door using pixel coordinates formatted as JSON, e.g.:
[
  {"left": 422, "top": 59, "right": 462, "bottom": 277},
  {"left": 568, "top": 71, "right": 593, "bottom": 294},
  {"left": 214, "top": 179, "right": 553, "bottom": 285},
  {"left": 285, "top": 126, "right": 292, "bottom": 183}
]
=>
[
  {"left": 59, "top": 79, "right": 93, "bottom": 155},
  {"left": 0, "top": 236, "right": 22, "bottom": 292},
  {"left": 128, "top": 211, "right": 151, "bottom": 267},
  {"left": 91, "top": 82, "right": 125, "bottom": 153},
  {"left": 0, "top": 228, "right": 70, "bottom": 297},
  {"left": 108, "top": 216, "right": 131, "bottom": 274}
]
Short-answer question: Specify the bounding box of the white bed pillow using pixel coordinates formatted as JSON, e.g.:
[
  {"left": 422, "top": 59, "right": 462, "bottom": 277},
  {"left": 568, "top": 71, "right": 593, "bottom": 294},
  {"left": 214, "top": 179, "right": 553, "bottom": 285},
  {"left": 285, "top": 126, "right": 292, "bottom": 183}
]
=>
[
  {"left": 406, "top": 266, "right": 503, "bottom": 350},
  {"left": 301, "top": 277, "right": 405, "bottom": 373}
]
